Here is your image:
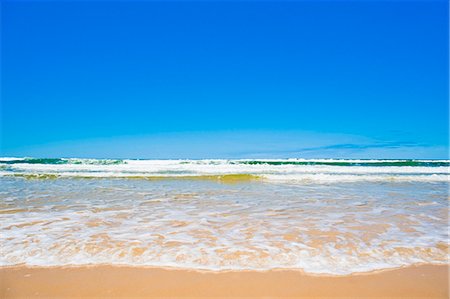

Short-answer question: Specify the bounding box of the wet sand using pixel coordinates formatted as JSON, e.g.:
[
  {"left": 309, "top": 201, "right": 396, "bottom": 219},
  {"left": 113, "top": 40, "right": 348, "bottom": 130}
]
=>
[{"left": 0, "top": 264, "right": 448, "bottom": 298}]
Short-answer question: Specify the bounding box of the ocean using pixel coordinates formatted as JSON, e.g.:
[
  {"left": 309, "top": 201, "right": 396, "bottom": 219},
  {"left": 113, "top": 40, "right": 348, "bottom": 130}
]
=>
[{"left": 1, "top": 157, "right": 448, "bottom": 275}]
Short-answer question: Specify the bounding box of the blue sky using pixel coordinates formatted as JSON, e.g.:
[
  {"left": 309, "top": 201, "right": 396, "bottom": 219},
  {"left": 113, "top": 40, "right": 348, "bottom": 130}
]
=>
[{"left": 1, "top": 0, "right": 448, "bottom": 159}]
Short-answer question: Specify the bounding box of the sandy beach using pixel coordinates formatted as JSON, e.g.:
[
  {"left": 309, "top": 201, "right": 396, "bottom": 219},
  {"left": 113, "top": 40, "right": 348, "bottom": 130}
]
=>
[
  {"left": 3, "top": 0, "right": 449, "bottom": 297},
  {"left": 1, "top": 161, "right": 448, "bottom": 298},
  {"left": 0, "top": 264, "right": 448, "bottom": 298}
]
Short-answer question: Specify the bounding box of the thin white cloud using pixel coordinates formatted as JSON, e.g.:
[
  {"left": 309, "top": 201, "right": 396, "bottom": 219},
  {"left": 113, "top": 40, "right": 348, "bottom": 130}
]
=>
[{"left": 3, "top": 130, "right": 447, "bottom": 159}]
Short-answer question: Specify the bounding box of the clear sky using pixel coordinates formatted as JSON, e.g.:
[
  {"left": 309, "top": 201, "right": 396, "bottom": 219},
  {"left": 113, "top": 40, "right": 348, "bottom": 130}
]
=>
[{"left": 1, "top": 0, "right": 448, "bottom": 159}]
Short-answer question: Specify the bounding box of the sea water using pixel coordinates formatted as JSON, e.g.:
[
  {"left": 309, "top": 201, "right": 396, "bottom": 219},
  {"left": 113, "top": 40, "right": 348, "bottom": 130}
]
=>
[{"left": 0, "top": 158, "right": 448, "bottom": 274}]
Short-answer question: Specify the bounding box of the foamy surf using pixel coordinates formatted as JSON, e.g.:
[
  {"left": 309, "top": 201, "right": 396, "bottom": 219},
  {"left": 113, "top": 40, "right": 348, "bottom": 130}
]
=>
[
  {"left": 0, "top": 158, "right": 448, "bottom": 275},
  {"left": 0, "top": 158, "right": 448, "bottom": 182}
]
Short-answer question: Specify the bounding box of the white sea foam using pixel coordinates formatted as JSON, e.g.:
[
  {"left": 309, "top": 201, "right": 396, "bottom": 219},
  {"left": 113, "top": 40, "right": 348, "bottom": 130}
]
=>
[
  {"left": 0, "top": 158, "right": 448, "bottom": 274},
  {"left": 0, "top": 159, "right": 448, "bottom": 182}
]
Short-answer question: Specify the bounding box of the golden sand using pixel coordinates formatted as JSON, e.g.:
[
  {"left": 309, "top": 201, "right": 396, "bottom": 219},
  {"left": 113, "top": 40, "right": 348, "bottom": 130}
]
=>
[{"left": 0, "top": 264, "right": 448, "bottom": 298}]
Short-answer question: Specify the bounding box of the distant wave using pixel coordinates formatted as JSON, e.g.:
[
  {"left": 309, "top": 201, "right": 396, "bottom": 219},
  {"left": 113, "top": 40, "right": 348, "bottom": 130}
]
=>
[
  {"left": 0, "top": 157, "right": 125, "bottom": 165},
  {"left": 1, "top": 157, "right": 448, "bottom": 167},
  {"left": 234, "top": 160, "right": 449, "bottom": 167},
  {"left": 0, "top": 158, "right": 448, "bottom": 183}
]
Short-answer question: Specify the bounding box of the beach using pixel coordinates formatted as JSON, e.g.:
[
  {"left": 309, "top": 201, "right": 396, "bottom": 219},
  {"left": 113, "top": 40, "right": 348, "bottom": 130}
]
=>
[
  {"left": 1, "top": 264, "right": 448, "bottom": 298},
  {"left": 3, "top": 0, "right": 448, "bottom": 297},
  {"left": 1, "top": 158, "right": 449, "bottom": 297}
]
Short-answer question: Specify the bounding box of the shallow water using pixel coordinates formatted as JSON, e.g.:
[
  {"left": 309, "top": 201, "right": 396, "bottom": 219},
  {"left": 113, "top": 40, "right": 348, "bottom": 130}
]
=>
[{"left": 0, "top": 158, "right": 448, "bottom": 274}]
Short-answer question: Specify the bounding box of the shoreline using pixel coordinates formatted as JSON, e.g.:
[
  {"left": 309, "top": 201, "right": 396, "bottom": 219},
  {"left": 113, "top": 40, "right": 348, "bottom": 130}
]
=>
[
  {"left": 1, "top": 264, "right": 448, "bottom": 298},
  {"left": 0, "top": 261, "right": 448, "bottom": 276}
]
